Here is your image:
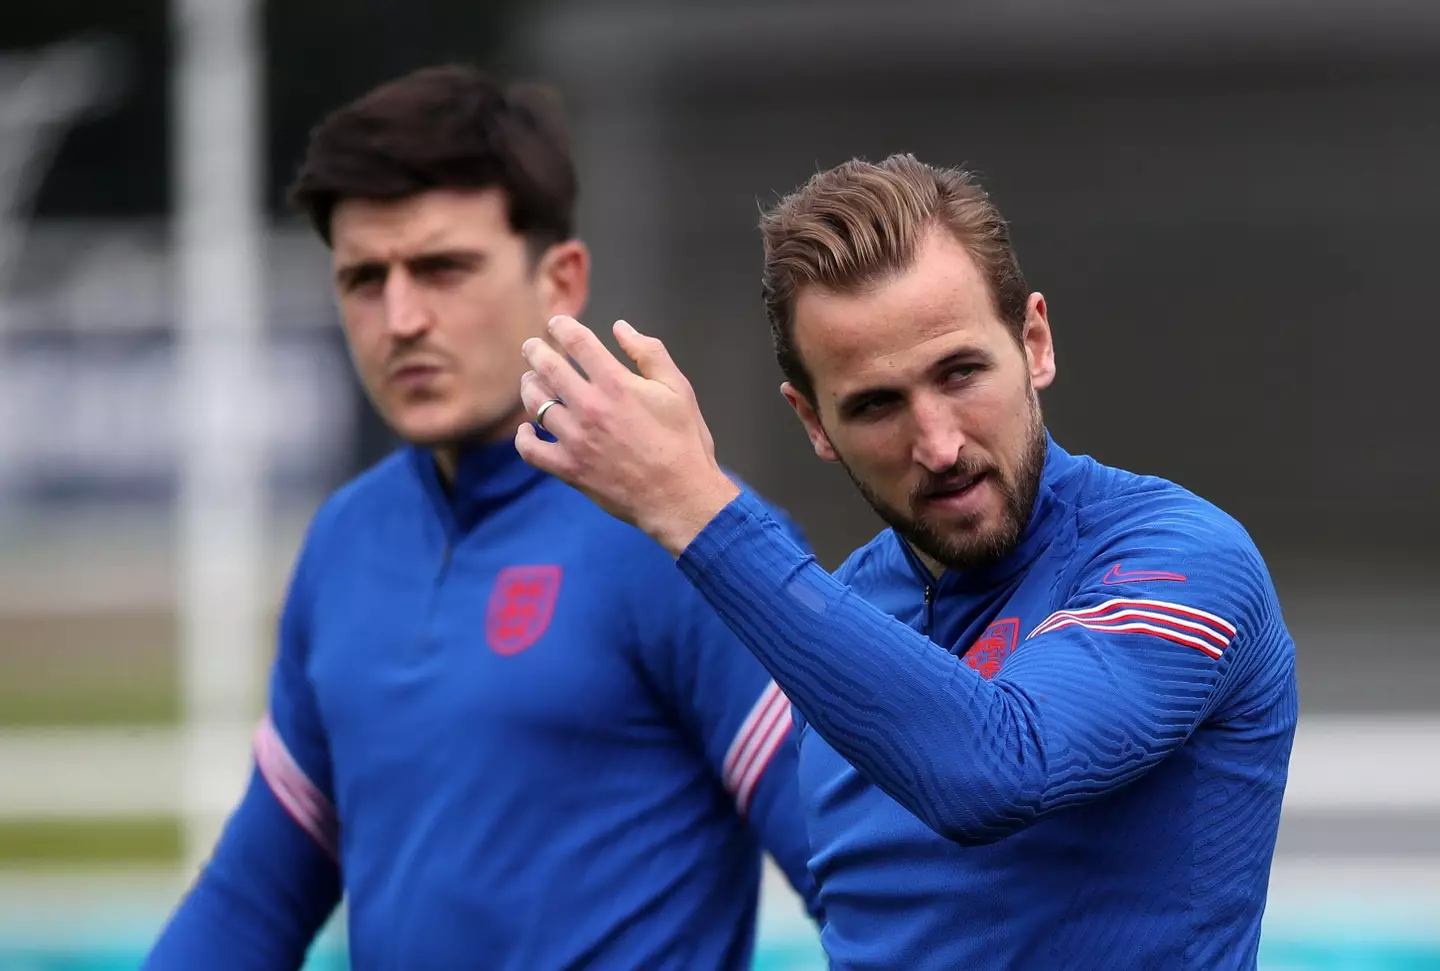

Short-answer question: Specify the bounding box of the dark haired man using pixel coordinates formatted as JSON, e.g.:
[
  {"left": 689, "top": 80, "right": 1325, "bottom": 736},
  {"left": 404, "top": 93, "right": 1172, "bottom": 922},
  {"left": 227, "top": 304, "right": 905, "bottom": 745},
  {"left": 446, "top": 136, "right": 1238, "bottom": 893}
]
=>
[{"left": 143, "top": 64, "right": 819, "bottom": 971}]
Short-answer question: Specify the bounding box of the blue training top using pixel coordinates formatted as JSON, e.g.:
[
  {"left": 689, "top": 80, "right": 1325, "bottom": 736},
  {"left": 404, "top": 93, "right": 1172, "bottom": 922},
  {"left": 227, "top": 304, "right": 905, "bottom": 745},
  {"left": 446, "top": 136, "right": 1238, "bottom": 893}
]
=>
[
  {"left": 144, "top": 438, "right": 820, "bottom": 971},
  {"left": 677, "top": 434, "right": 1297, "bottom": 971}
]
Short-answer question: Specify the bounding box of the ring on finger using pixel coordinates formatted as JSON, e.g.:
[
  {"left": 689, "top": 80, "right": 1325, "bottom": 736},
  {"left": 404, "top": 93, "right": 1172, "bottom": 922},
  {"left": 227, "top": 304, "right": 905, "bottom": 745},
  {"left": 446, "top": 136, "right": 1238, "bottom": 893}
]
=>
[{"left": 534, "top": 397, "right": 564, "bottom": 431}]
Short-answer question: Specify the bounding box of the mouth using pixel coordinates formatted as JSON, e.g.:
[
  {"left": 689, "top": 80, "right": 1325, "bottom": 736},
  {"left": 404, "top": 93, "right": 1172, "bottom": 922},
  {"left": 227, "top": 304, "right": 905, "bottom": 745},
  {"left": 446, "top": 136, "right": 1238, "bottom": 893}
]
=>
[
  {"left": 920, "top": 469, "right": 990, "bottom": 509},
  {"left": 390, "top": 363, "right": 444, "bottom": 389}
]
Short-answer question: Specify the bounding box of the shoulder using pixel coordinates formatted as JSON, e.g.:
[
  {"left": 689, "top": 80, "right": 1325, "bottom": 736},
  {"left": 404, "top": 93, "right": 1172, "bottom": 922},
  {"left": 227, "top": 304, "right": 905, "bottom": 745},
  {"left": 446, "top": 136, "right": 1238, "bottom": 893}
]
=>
[
  {"left": 536, "top": 480, "right": 692, "bottom": 604},
  {"left": 1053, "top": 447, "right": 1295, "bottom": 703},
  {"left": 834, "top": 528, "right": 908, "bottom": 589},
  {"left": 1072, "top": 456, "right": 1261, "bottom": 561},
  {"left": 1061, "top": 449, "right": 1279, "bottom": 617},
  {"left": 296, "top": 449, "right": 420, "bottom": 566},
  {"left": 275, "top": 450, "right": 421, "bottom": 644},
  {"left": 325, "top": 447, "right": 417, "bottom": 510}
]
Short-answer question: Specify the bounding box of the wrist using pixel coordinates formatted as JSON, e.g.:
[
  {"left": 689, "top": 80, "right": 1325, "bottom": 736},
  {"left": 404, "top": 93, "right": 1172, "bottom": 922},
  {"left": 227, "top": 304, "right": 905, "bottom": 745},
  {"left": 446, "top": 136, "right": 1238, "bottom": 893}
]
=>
[{"left": 643, "top": 468, "right": 741, "bottom": 557}]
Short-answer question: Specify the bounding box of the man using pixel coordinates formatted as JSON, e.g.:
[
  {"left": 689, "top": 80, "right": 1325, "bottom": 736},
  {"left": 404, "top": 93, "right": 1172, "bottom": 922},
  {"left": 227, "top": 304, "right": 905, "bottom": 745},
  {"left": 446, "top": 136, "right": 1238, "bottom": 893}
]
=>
[
  {"left": 143, "top": 65, "right": 820, "bottom": 971},
  {"left": 515, "top": 153, "right": 1298, "bottom": 970}
]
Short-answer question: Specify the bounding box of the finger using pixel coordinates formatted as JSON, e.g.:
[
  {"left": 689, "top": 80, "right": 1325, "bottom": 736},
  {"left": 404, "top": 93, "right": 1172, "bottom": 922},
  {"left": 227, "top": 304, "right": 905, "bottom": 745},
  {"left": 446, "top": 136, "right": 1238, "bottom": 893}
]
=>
[
  {"left": 514, "top": 421, "right": 574, "bottom": 478},
  {"left": 520, "top": 370, "right": 577, "bottom": 438},
  {"left": 614, "top": 320, "right": 689, "bottom": 391},
  {"left": 522, "top": 334, "right": 593, "bottom": 408},
  {"left": 547, "top": 315, "right": 633, "bottom": 389},
  {"left": 519, "top": 369, "right": 556, "bottom": 413}
]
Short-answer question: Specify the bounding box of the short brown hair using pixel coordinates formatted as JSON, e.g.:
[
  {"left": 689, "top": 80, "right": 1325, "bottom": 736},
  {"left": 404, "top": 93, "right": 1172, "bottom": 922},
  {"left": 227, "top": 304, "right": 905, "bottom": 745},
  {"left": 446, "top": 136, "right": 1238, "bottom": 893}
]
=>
[
  {"left": 759, "top": 153, "right": 1029, "bottom": 403},
  {"left": 288, "top": 64, "right": 576, "bottom": 255}
]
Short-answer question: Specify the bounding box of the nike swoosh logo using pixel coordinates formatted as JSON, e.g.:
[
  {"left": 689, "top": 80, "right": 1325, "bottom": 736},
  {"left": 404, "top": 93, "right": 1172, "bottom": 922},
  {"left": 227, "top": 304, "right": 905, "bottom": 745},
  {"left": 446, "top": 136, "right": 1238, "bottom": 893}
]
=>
[{"left": 1102, "top": 563, "right": 1188, "bottom": 584}]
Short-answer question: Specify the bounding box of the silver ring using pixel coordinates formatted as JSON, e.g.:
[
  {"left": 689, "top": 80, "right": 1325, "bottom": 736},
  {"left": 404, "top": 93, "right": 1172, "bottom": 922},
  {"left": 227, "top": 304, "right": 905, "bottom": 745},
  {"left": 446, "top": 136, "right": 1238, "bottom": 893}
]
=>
[{"left": 534, "top": 397, "right": 563, "bottom": 430}]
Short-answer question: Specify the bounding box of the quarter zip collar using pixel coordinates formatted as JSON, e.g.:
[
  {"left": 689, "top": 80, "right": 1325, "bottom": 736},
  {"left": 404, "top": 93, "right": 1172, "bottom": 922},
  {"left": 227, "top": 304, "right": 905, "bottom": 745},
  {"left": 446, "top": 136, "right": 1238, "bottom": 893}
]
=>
[{"left": 409, "top": 435, "right": 550, "bottom": 537}]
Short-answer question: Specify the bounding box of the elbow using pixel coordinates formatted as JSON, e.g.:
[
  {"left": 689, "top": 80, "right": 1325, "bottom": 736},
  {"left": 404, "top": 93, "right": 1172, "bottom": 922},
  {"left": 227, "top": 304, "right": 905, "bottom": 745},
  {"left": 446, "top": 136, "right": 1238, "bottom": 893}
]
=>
[
  {"left": 931, "top": 807, "right": 1033, "bottom": 846},
  {"left": 933, "top": 801, "right": 1036, "bottom": 841},
  {"left": 928, "top": 683, "right": 1052, "bottom": 845},
  {"left": 920, "top": 773, "right": 1044, "bottom": 847}
]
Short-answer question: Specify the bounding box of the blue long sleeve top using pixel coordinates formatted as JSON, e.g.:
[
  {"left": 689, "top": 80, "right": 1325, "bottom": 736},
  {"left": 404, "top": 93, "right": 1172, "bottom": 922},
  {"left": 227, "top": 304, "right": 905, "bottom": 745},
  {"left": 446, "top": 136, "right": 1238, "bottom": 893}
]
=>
[
  {"left": 676, "top": 434, "right": 1297, "bottom": 971},
  {"left": 144, "top": 439, "right": 821, "bottom": 971}
]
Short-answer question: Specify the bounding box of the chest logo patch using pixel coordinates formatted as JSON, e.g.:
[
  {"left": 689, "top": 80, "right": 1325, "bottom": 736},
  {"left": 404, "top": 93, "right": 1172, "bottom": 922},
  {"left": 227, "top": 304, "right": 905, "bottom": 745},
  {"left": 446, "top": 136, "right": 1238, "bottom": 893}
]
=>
[
  {"left": 963, "top": 617, "right": 1020, "bottom": 679},
  {"left": 486, "top": 565, "right": 563, "bottom": 655}
]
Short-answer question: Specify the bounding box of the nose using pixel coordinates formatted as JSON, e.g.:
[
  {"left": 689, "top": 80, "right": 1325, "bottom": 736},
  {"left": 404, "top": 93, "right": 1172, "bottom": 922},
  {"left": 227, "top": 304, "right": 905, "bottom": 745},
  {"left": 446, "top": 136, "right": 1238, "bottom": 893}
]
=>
[
  {"left": 910, "top": 394, "right": 966, "bottom": 472},
  {"left": 382, "top": 271, "right": 431, "bottom": 339}
]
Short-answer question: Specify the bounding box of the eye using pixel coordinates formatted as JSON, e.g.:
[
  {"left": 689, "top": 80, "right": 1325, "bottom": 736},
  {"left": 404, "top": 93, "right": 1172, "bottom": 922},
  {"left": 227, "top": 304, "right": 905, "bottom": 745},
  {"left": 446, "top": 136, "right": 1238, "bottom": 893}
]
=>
[
  {"left": 343, "top": 265, "right": 386, "bottom": 296},
  {"left": 844, "top": 393, "right": 900, "bottom": 421},
  {"left": 411, "top": 255, "right": 476, "bottom": 287},
  {"left": 942, "top": 363, "right": 981, "bottom": 386}
]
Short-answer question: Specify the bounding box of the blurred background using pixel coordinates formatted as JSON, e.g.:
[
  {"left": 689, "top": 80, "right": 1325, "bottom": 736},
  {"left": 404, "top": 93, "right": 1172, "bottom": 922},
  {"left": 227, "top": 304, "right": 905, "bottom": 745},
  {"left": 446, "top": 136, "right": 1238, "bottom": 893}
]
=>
[{"left": 2, "top": 1, "right": 1438, "bottom": 968}]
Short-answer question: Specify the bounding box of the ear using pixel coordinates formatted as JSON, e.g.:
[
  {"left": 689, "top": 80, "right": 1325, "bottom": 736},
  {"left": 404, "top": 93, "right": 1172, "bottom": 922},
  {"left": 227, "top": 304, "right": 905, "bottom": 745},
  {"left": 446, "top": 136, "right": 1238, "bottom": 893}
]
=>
[
  {"left": 1023, "top": 292, "right": 1056, "bottom": 391},
  {"left": 781, "top": 381, "right": 840, "bottom": 463},
  {"left": 536, "top": 239, "right": 590, "bottom": 319}
]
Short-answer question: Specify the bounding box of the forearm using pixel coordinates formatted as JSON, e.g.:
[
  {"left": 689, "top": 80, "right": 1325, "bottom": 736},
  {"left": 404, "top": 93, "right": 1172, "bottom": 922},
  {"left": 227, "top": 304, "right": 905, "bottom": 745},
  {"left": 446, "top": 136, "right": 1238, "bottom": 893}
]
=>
[
  {"left": 143, "top": 770, "right": 341, "bottom": 970},
  {"left": 677, "top": 493, "right": 1047, "bottom": 843}
]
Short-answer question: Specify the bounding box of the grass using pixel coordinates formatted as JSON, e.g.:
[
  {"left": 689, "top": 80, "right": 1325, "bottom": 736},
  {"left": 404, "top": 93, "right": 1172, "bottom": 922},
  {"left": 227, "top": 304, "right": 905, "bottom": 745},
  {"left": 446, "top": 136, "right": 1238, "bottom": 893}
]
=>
[
  {"left": 0, "top": 610, "right": 179, "bottom": 728},
  {"left": 0, "top": 683, "right": 177, "bottom": 728},
  {"left": 1, "top": 608, "right": 186, "bottom": 863},
  {"left": 0, "top": 819, "right": 182, "bottom": 865}
]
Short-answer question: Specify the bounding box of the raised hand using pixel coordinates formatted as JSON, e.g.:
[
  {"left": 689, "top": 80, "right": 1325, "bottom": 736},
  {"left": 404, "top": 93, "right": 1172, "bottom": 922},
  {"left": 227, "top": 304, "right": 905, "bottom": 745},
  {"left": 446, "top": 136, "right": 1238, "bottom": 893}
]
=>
[{"left": 515, "top": 315, "right": 739, "bottom": 554}]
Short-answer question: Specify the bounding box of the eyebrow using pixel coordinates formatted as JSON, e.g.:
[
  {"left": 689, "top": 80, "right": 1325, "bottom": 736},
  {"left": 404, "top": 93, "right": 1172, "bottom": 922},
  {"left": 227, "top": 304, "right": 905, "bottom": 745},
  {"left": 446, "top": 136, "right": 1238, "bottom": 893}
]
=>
[
  {"left": 333, "top": 260, "right": 383, "bottom": 289},
  {"left": 333, "top": 248, "right": 487, "bottom": 288},
  {"left": 928, "top": 347, "right": 993, "bottom": 374},
  {"left": 834, "top": 347, "right": 994, "bottom": 416},
  {"left": 406, "top": 248, "right": 486, "bottom": 271}
]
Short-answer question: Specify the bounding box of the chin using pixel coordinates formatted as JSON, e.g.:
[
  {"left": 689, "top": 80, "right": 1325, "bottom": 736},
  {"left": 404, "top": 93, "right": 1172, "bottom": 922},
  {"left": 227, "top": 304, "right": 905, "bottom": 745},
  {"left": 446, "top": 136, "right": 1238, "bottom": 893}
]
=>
[{"left": 387, "top": 401, "right": 520, "bottom": 449}]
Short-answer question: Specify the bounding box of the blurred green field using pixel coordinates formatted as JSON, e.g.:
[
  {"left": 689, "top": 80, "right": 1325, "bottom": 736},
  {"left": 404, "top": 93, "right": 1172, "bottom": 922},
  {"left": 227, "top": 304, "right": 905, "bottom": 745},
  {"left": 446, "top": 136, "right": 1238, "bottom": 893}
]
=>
[
  {"left": 0, "top": 609, "right": 183, "bottom": 866},
  {"left": 0, "top": 610, "right": 179, "bottom": 728},
  {"left": 0, "top": 819, "right": 181, "bottom": 864}
]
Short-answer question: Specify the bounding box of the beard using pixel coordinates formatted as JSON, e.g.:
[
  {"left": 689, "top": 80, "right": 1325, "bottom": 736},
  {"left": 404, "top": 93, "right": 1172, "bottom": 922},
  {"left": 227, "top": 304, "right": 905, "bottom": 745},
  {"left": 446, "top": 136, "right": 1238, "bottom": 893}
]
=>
[{"left": 837, "top": 395, "right": 1048, "bottom": 574}]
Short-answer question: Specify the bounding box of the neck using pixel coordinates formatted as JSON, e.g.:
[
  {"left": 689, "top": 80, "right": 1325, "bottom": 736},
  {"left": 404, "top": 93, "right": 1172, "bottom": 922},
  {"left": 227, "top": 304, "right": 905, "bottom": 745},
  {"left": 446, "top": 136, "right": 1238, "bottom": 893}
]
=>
[
  {"left": 429, "top": 402, "right": 530, "bottom": 487},
  {"left": 909, "top": 543, "right": 946, "bottom": 579},
  {"left": 433, "top": 447, "right": 459, "bottom": 486}
]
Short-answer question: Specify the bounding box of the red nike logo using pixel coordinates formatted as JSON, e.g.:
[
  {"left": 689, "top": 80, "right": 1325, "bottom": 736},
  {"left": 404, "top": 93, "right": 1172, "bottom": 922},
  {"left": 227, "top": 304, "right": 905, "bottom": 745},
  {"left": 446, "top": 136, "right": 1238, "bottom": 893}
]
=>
[{"left": 1102, "top": 563, "right": 1187, "bottom": 584}]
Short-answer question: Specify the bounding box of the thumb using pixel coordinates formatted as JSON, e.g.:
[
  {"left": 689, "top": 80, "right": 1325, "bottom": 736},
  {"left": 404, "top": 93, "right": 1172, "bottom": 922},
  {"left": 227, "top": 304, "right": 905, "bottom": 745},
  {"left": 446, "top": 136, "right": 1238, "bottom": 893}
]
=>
[{"left": 614, "top": 320, "right": 688, "bottom": 390}]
